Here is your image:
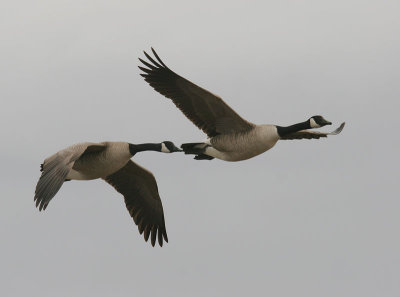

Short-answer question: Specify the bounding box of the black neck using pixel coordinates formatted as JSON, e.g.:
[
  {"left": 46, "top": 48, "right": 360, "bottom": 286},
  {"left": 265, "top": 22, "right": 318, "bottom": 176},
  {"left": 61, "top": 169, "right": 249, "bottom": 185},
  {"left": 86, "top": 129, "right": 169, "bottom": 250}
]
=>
[
  {"left": 276, "top": 120, "right": 311, "bottom": 137},
  {"left": 129, "top": 143, "right": 161, "bottom": 155}
]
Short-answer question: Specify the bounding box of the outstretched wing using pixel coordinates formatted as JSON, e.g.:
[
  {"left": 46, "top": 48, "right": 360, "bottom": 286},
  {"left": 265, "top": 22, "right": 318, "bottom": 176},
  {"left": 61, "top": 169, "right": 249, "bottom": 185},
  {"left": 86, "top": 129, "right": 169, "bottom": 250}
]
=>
[
  {"left": 34, "top": 143, "right": 106, "bottom": 211},
  {"left": 103, "top": 160, "right": 168, "bottom": 247},
  {"left": 280, "top": 122, "right": 345, "bottom": 140},
  {"left": 139, "top": 48, "right": 255, "bottom": 137}
]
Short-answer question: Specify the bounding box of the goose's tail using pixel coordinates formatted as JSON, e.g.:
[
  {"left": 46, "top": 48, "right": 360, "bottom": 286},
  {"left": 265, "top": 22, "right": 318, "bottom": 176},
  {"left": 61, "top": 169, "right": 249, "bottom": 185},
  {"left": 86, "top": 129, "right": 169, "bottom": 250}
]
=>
[
  {"left": 180, "top": 143, "right": 214, "bottom": 161},
  {"left": 181, "top": 142, "right": 207, "bottom": 154}
]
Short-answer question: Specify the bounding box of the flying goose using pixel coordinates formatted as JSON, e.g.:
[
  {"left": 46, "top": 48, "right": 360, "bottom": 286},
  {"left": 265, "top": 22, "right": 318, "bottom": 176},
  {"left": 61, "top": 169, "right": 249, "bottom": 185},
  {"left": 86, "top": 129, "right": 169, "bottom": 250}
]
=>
[
  {"left": 34, "top": 141, "right": 181, "bottom": 247},
  {"left": 139, "top": 48, "right": 345, "bottom": 161}
]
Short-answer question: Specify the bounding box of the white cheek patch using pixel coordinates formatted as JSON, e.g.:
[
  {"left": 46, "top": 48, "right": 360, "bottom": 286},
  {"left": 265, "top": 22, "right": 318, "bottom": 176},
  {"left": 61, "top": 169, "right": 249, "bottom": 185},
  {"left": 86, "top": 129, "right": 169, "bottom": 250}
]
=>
[
  {"left": 161, "top": 143, "right": 170, "bottom": 153},
  {"left": 310, "top": 118, "right": 321, "bottom": 128}
]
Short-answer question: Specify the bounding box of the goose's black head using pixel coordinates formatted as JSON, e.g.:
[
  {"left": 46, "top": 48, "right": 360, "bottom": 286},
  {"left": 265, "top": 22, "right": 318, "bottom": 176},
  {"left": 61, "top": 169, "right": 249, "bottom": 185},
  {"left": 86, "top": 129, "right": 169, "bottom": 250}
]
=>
[
  {"left": 309, "top": 115, "right": 332, "bottom": 128},
  {"left": 161, "top": 141, "right": 182, "bottom": 153}
]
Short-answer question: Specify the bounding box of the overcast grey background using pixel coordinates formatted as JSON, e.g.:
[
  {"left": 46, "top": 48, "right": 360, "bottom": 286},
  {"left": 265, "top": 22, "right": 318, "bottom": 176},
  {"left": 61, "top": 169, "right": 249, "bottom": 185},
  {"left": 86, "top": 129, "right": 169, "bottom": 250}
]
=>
[{"left": 1, "top": 0, "right": 399, "bottom": 296}]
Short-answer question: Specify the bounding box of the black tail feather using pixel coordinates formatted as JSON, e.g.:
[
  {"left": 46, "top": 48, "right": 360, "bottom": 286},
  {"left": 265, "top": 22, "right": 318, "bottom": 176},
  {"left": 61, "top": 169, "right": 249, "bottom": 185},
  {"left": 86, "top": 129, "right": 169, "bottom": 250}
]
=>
[
  {"left": 181, "top": 142, "right": 208, "bottom": 155},
  {"left": 181, "top": 142, "right": 214, "bottom": 160}
]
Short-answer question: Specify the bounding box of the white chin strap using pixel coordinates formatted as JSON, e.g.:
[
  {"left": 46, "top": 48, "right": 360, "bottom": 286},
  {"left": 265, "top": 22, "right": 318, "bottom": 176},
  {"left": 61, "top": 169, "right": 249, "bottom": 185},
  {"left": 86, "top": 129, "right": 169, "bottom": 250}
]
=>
[
  {"left": 161, "top": 143, "right": 170, "bottom": 153},
  {"left": 310, "top": 118, "right": 321, "bottom": 128}
]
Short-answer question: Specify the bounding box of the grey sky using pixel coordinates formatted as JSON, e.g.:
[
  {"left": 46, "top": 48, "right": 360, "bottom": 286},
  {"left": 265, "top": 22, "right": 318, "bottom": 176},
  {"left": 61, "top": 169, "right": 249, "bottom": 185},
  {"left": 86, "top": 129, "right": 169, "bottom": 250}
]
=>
[{"left": 1, "top": 0, "right": 399, "bottom": 296}]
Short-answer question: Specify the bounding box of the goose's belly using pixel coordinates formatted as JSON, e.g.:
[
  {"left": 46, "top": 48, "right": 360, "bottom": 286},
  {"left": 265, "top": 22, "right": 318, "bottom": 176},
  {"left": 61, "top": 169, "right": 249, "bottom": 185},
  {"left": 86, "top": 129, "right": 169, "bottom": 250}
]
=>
[
  {"left": 208, "top": 139, "right": 278, "bottom": 161},
  {"left": 208, "top": 126, "right": 279, "bottom": 161},
  {"left": 67, "top": 155, "right": 130, "bottom": 180}
]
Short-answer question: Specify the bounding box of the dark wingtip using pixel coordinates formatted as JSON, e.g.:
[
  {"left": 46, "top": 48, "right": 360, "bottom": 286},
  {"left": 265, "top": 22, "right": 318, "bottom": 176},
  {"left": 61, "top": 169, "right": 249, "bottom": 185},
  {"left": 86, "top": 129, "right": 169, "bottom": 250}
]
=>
[
  {"left": 40, "top": 163, "right": 44, "bottom": 172},
  {"left": 138, "top": 66, "right": 152, "bottom": 74},
  {"left": 138, "top": 225, "right": 144, "bottom": 235},
  {"left": 138, "top": 58, "right": 147, "bottom": 66},
  {"left": 143, "top": 50, "right": 162, "bottom": 68},
  {"left": 143, "top": 226, "right": 151, "bottom": 242},
  {"left": 150, "top": 47, "right": 168, "bottom": 68},
  {"left": 164, "top": 230, "right": 168, "bottom": 243},
  {"left": 151, "top": 227, "right": 157, "bottom": 247}
]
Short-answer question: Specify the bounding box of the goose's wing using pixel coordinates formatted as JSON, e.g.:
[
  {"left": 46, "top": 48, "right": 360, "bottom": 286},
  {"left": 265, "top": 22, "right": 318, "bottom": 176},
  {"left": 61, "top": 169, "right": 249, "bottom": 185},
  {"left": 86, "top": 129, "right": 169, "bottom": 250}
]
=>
[
  {"left": 280, "top": 122, "right": 345, "bottom": 140},
  {"left": 103, "top": 160, "right": 168, "bottom": 247},
  {"left": 34, "top": 143, "right": 106, "bottom": 211},
  {"left": 139, "top": 48, "right": 255, "bottom": 137}
]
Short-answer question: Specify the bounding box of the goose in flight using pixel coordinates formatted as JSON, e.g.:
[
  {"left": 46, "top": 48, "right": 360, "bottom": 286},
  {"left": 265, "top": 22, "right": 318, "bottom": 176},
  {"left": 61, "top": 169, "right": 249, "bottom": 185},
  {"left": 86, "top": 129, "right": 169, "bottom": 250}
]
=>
[
  {"left": 34, "top": 141, "right": 181, "bottom": 246},
  {"left": 139, "top": 48, "right": 345, "bottom": 161}
]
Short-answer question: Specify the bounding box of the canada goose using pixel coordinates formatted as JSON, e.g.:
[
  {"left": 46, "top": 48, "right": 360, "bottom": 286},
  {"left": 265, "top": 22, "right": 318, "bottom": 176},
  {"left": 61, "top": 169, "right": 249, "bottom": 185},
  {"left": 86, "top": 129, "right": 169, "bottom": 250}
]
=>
[
  {"left": 139, "top": 49, "right": 345, "bottom": 161},
  {"left": 34, "top": 141, "right": 181, "bottom": 247}
]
